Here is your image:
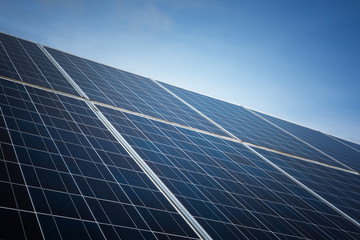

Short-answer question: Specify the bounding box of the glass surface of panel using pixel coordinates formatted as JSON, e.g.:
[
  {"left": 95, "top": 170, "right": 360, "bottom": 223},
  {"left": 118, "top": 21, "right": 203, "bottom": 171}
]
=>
[
  {"left": 159, "top": 82, "right": 347, "bottom": 169},
  {"left": 255, "top": 111, "right": 360, "bottom": 171},
  {"left": 0, "top": 107, "right": 43, "bottom": 240},
  {"left": 0, "top": 78, "right": 198, "bottom": 240},
  {"left": 44, "top": 46, "right": 227, "bottom": 136},
  {"left": 99, "top": 104, "right": 360, "bottom": 240},
  {"left": 332, "top": 136, "right": 360, "bottom": 153},
  {"left": 255, "top": 147, "right": 360, "bottom": 224},
  {"left": 0, "top": 33, "right": 79, "bottom": 96}
]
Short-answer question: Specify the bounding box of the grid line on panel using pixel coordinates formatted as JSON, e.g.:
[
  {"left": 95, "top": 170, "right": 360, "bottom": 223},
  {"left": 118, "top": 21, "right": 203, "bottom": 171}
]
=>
[
  {"left": 109, "top": 111, "right": 284, "bottom": 239},
  {"left": 0, "top": 205, "right": 193, "bottom": 240},
  {"left": 0, "top": 75, "right": 87, "bottom": 102},
  {"left": 99, "top": 105, "right": 360, "bottom": 239},
  {"left": 0, "top": 33, "right": 80, "bottom": 96},
  {"left": 155, "top": 80, "right": 360, "bottom": 229},
  {"left": 246, "top": 108, "right": 358, "bottom": 173},
  {"left": 244, "top": 144, "right": 360, "bottom": 229},
  {"left": 254, "top": 147, "right": 360, "bottom": 225},
  {"left": 0, "top": 39, "right": 49, "bottom": 239},
  {"left": 38, "top": 47, "right": 211, "bottom": 240},
  {"left": 1, "top": 79, "right": 201, "bottom": 239},
  {"left": 17, "top": 84, "right": 108, "bottom": 239},
  {"left": 37, "top": 44, "right": 90, "bottom": 100},
  {"left": 0, "top": 74, "right": 357, "bottom": 177},
  {"left": 0, "top": 107, "right": 46, "bottom": 240},
  {"left": 86, "top": 101, "right": 212, "bottom": 240},
  {"left": 0, "top": 41, "right": 21, "bottom": 80},
  {"left": 27, "top": 89, "right": 171, "bottom": 239}
]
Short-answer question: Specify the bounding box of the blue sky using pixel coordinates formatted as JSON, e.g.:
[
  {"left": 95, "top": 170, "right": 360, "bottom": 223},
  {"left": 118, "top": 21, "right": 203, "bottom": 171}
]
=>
[{"left": 1, "top": 0, "right": 360, "bottom": 143}]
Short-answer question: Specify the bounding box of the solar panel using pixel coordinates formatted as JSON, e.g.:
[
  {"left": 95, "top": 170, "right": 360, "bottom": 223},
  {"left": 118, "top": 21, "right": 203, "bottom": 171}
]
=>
[
  {"left": 0, "top": 102, "right": 43, "bottom": 240},
  {"left": 255, "top": 147, "right": 360, "bottom": 224},
  {"left": 43, "top": 46, "right": 227, "bottom": 136},
  {"left": 158, "top": 82, "right": 352, "bottom": 171},
  {"left": 98, "top": 104, "right": 360, "bottom": 239},
  {"left": 253, "top": 110, "right": 360, "bottom": 172},
  {"left": 0, "top": 78, "right": 199, "bottom": 240},
  {"left": 0, "top": 33, "right": 79, "bottom": 96},
  {"left": 1, "top": 32, "right": 360, "bottom": 240},
  {"left": 331, "top": 136, "right": 360, "bottom": 153}
]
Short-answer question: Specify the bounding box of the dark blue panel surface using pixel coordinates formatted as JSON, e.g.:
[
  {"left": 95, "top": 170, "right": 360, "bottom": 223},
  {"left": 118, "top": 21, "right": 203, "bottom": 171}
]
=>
[
  {"left": 0, "top": 33, "right": 79, "bottom": 96},
  {"left": 332, "top": 136, "right": 360, "bottom": 153},
  {"left": 0, "top": 105, "right": 43, "bottom": 239},
  {"left": 159, "top": 82, "right": 347, "bottom": 169},
  {"left": 0, "top": 78, "right": 198, "bottom": 240},
  {"left": 255, "top": 110, "right": 360, "bottom": 172},
  {"left": 99, "top": 104, "right": 360, "bottom": 240},
  {"left": 336, "top": 139, "right": 360, "bottom": 153},
  {"left": 44, "top": 46, "right": 227, "bottom": 136},
  {"left": 255, "top": 147, "right": 360, "bottom": 224}
]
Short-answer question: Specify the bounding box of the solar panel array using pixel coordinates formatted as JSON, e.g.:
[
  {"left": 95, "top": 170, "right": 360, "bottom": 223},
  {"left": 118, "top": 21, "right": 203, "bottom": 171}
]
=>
[{"left": 0, "top": 32, "right": 359, "bottom": 239}]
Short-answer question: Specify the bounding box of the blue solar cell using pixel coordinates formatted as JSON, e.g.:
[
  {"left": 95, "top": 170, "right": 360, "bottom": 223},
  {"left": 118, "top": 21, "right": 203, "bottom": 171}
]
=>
[
  {"left": 98, "top": 104, "right": 360, "bottom": 239},
  {"left": 0, "top": 33, "right": 79, "bottom": 96},
  {"left": 159, "top": 82, "right": 348, "bottom": 169},
  {"left": 0, "top": 97, "right": 43, "bottom": 239},
  {"left": 254, "top": 110, "right": 360, "bottom": 172},
  {"left": 0, "top": 78, "right": 199, "bottom": 240},
  {"left": 44, "top": 46, "right": 227, "bottom": 136},
  {"left": 255, "top": 147, "right": 360, "bottom": 224}
]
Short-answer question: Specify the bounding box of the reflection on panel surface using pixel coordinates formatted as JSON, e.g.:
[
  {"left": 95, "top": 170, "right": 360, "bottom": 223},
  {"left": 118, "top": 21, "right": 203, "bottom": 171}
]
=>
[
  {"left": 44, "top": 46, "right": 227, "bottom": 136},
  {"left": 255, "top": 147, "right": 360, "bottom": 224},
  {"left": 159, "top": 82, "right": 348, "bottom": 169},
  {"left": 0, "top": 78, "right": 198, "bottom": 240},
  {"left": 254, "top": 110, "right": 360, "bottom": 172},
  {"left": 99, "top": 104, "right": 360, "bottom": 240},
  {"left": 0, "top": 33, "right": 79, "bottom": 96}
]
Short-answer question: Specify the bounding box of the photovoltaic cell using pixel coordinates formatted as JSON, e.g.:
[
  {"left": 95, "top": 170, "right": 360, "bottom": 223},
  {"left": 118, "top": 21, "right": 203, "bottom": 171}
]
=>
[
  {"left": 159, "top": 82, "right": 348, "bottom": 169},
  {"left": 0, "top": 78, "right": 198, "bottom": 240},
  {"left": 98, "top": 104, "right": 360, "bottom": 240},
  {"left": 44, "top": 46, "right": 227, "bottom": 136},
  {"left": 0, "top": 107, "right": 43, "bottom": 240},
  {"left": 254, "top": 110, "right": 360, "bottom": 172},
  {"left": 0, "top": 33, "right": 79, "bottom": 96},
  {"left": 255, "top": 147, "right": 360, "bottom": 224}
]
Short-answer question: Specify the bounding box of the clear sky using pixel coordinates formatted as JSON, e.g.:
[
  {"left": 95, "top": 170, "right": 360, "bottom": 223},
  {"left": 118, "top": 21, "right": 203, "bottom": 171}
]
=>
[{"left": 1, "top": 0, "right": 360, "bottom": 143}]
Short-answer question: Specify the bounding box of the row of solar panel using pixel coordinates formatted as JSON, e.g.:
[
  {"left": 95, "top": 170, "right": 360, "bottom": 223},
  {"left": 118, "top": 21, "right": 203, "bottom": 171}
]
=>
[
  {"left": 1, "top": 32, "right": 359, "bottom": 174},
  {"left": 159, "top": 82, "right": 360, "bottom": 172},
  {"left": 1, "top": 77, "right": 360, "bottom": 239},
  {"left": 1, "top": 32, "right": 360, "bottom": 239}
]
